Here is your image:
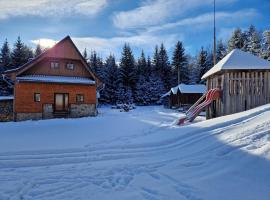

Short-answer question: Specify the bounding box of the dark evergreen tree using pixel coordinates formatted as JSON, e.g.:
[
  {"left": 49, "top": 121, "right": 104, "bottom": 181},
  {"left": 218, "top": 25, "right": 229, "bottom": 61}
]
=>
[
  {"left": 145, "top": 56, "right": 152, "bottom": 80},
  {"left": 118, "top": 44, "right": 136, "bottom": 91},
  {"left": 216, "top": 39, "right": 227, "bottom": 62},
  {"left": 228, "top": 28, "right": 244, "bottom": 52},
  {"left": 243, "top": 25, "right": 261, "bottom": 56},
  {"left": 171, "top": 41, "right": 189, "bottom": 85},
  {"left": 83, "top": 48, "right": 88, "bottom": 61},
  {"left": 90, "top": 51, "right": 104, "bottom": 80},
  {"left": 137, "top": 50, "right": 147, "bottom": 76},
  {"left": 158, "top": 43, "right": 171, "bottom": 90},
  {"left": 152, "top": 45, "right": 160, "bottom": 74},
  {"left": 148, "top": 74, "right": 165, "bottom": 104},
  {"left": 261, "top": 29, "right": 270, "bottom": 61},
  {"left": 34, "top": 43, "right": 42, "bottom": 57},
  {"left": 11, "top": 36, "right": 33, "bottom": 67},
  {"left": 0, "top": 39, "right": 11, "bottom": 71},
  {"left": 196, "top": 47, "right": 209, "bottom": 83},
  {"left": 102, "top": 55, "right": 118, "bottom": 104}
]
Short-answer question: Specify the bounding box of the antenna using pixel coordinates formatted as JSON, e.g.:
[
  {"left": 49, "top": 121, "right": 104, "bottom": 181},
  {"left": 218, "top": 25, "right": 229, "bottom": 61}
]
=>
[{"left": 213, "top": 0, "right": 217, "bottom": 66}]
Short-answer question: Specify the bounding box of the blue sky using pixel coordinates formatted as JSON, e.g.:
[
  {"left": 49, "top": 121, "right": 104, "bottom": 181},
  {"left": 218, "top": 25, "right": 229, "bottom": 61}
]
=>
[{"left": 0, "top": 0, "right": 269, "bottom": 60}]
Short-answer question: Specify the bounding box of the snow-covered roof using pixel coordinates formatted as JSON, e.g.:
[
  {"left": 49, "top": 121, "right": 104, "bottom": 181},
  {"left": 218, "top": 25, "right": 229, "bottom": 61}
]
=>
[
  {"left": 162, "top": 83, "right": 206, "bottom": 97},
  {"left": 16, "top": 75, "right": 95, "bottom": 85},
  {"left": 202, "top": 49, "right": 270, "bottom": 79},
  {"left": 0, "top": 96, "right": 14, "bottom": 101}
]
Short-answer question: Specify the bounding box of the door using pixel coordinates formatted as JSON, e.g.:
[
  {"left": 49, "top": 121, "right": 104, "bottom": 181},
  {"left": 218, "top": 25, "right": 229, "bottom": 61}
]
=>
[{"left": 54, "top": 93, "right": 69, "bottom": 111}]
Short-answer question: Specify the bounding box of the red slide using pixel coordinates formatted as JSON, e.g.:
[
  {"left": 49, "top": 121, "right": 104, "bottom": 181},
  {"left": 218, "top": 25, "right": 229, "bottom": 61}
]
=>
[{"left": 177, "top": 88, "right": 221, "bottom": 125}]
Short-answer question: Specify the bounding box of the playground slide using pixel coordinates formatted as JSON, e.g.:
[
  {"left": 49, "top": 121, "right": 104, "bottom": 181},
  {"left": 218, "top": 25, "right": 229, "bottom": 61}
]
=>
[{"left": 177, "top": 88, "right": 221, "bottom": 125}]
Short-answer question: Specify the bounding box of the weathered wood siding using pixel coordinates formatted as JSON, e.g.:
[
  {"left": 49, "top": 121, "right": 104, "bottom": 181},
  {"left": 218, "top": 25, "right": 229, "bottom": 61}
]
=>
[
  {"left": 21, "top": 58, "right": 92, "bottom": 78},
  {"left": 207, "top": 70, "right": 270, "bottom": 119}
]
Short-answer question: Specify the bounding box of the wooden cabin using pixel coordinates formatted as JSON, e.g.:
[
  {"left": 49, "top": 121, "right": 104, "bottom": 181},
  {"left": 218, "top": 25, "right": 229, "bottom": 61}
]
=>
[
  {"left": 2, "top": 36, "right": 101, "bottom": 121},
  {"left": 162, "top": 83, "right": 206, "bottom": 108},
  {"left": 202, "top": 49, "right": 270, "bottom": 119}
]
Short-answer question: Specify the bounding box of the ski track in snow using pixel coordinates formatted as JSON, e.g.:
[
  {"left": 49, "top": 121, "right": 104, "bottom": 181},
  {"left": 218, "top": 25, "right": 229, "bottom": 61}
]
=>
[{"left": 0, "top": 106, "right": 270, "bottom": 200}]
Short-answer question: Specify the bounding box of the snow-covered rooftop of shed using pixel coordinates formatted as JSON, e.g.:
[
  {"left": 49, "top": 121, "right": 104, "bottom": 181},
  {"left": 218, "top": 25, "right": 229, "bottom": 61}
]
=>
[
  {"left": 16, "top": 75, "right": 95, "bottom": 85},
  {"left": 162, "top": 83, "right": 206, "bottom": 97},
  {"left": 202, "top": 49, "right": 270, "bottom": 79},
  {"left": 0, "top": 96, "right": 14, "bottom": 101}
]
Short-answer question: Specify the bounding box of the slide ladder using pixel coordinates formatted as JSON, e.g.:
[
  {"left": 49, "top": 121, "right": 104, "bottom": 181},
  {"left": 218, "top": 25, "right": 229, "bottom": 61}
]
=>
[{"left": 177, "top": 88, "right": 221, "bottom": 125}]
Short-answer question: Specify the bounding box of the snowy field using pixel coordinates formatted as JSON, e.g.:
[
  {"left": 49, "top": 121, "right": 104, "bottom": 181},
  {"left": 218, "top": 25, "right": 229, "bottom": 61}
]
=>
[{"left": 0, "top": 106, "right": 270, "bottom": 200}]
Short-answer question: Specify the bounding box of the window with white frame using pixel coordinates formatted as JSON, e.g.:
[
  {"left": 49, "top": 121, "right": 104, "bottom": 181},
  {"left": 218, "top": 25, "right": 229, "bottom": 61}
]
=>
[
  {"left": 76, "top": 94, "right": 84, "bottom": 103},
  {"left": 50, "top": 62, "right": 59, "bottom": 69},
  {"left": 34, "top": 93, "right": 41, "bottom": 102},
  {"left": 66, "top": 63, "right": 75, "bottom": 70}
]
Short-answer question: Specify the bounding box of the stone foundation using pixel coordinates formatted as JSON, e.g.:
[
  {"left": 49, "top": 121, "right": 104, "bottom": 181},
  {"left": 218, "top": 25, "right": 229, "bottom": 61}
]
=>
[
  {"left": 70, "top": 104, "right": 97, "bottom": 118},
  {"left": 16, "top": 113, "right": 42, "bottom": 121},
  {"left": 43, "top": 104, "right": 54, "bottom": 119},
  {"left": 0, "top": 100, "right": 13, "bottom": 122}
]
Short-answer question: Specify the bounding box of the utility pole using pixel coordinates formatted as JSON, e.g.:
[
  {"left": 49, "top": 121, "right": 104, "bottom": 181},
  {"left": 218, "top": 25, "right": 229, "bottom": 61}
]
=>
[{"left": 213, "top": 0, "right": 217, "bottom": 66}]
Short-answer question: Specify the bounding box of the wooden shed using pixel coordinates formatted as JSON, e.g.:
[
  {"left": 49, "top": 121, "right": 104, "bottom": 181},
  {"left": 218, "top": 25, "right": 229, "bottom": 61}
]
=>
[
  {"left": 162, "top": 83, "right": 206, "bottom": 108},
  {"left": 202, "top": 49, "right": 270, "bottom": 119}
]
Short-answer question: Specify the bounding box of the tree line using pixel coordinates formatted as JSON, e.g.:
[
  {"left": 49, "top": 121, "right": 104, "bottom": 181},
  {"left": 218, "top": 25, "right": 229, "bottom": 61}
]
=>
[{"left": 0, "top": 25, "right": 270, "bottom": 105}]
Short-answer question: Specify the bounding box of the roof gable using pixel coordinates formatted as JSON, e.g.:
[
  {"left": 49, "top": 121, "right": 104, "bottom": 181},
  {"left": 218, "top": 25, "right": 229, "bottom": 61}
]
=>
[
  {"left": 5, "top": 36, "right": 101, "bottom": 86},
  {"left": 202, "top": 49, "right": 270, "bottom": 79}
]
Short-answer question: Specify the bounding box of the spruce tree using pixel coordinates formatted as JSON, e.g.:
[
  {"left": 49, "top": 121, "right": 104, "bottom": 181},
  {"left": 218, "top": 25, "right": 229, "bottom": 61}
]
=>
[
  {"left": 171, "top": 41, "right": 189, "bottom": 85},
  {"left": 102, "top": 55, "right": 118, "bottom": 104},
  {"left": 90, "top": 51, "right": 104, "bottom": 80},
  {"left": 137, "top": 50, "right": 147, "bottom": 76},
  {"left": 118, "top": 44, "right": 136, "bottom": 91},
  {"left": 83, "top": 48, "right": 88, "bottom": 61},
  {"left": 243, "top": 25, "right": 261, "bottom": 56},
  {"left": 34, "top": 43, "right": 42, "bottom": 57},
  {"left": 12, "top": 36, "right": 33, "bottom": 67},
  {"left": 0, "top": 39, "right": 11, "bottom": 71},
  {"left": 261, "top": 29, "right": 270, "bottom": 61},
  {"left": 152, "top": 45, "right": 160, "bottom": 74},
  {"left": 159, "top": 43, "right": 172, "bottom": 90},
  {"left": 228, "top": 28, "right": 244, "bottom": 52},
  {"left": 196, "top": 47, "right": 208, "bottom": 83},
  {"left": 216, "top": 39, "right": 227, "bottom": 62},
  {"left": 145, "top": 56, "right": 152, "bottom": 80}
]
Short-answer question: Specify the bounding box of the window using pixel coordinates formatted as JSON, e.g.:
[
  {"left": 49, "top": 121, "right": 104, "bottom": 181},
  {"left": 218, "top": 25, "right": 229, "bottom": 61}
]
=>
[
  {"left": 34, "top": 93, "right": 41, "bottom": 102},
  {"left": 50, "top": 62, "right": 59, "bottom": 69},
  {"left": 76, "top": 94, "right": 84, "bottom": 103},
  {"left": 66, "top": 63, "right": 74, "bottom": 70}
]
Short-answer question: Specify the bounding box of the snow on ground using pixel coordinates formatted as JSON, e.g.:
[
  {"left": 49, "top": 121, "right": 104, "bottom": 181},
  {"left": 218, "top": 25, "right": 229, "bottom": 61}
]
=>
[{"left": 0, "top": 105, "right": 270, "bottom": 200}]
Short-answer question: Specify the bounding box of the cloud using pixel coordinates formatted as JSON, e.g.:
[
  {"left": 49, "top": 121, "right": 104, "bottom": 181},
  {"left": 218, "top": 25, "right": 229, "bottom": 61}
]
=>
[
  {"left": 0, "top": 0, "right": 107, "bottom": 19},
  {"left": 72, "top": 33, "right": 180, "bottom": 59},
  {"left": 31, "top": 38, "right": 58, "bottom": 48},
  {"left": 146, "top": 9, "right": 259, "bottom": 33},
  {"left": 31, "top": 33, "right": 180, "bottom": 60},
  {"left": 113, "top": 0, "right": 237, "bottom": 29}
]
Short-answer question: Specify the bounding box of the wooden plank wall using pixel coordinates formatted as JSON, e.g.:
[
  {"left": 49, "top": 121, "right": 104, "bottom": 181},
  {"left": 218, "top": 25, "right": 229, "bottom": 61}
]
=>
[{"left": 208, "top": 70, "right": 270, "bottom": 119}]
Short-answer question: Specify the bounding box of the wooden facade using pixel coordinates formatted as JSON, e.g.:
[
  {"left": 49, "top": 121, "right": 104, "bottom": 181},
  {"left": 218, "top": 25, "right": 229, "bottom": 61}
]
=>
[
  {"left": 168, "top": 92, "right": 203, "bottom": 108},
  {"left": 206, "top": 70, "right": 270, "bottom": 119},
  {"left": 2, "top": 36, "right": 101, "bottom": 121}
]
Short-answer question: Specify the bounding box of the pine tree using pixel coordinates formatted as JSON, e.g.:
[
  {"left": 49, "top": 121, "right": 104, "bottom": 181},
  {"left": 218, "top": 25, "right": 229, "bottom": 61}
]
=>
[
  {"left": 152, "top": 45, "right": 160, "bottom": 74},
  {"left": 83, "top": 48, "right": 88, "bottom": 61},
  {"left": 0, "top": 39, "right": 11, "bottom": 71},
  {"left": 102, "top": 55, "right": 118, "bottom": 104},
  {"left": 158, "top": 43, "right": 171, "bottom": 90},
  {"left": 261, "top": 29, "right": 270, "bottom": 61},
  {"left": 148, "top": 74, "right": 165, "bottom": 104},
  {"left": 228, "top": 28, "right": 244, "bottom": 52},
  {"left": 118, "top": 44, "right": 136, "bottom": 91},
  {"left": 171, "top": 41, "right": 189, "bottom": 85},
  {"left": 216, "top": 39, "right": 227, "bottom": 62},
  {"left": 196, "top": 47, "right": 209, "bottom": 83},
  {"left": 90, "top": 51, "right": 104, "bottom": 80},
  {"left": 135, "top": 75, "right": 149, "bottom": 105},
  {"left": 146, "top": 56, "right": 152, "bottom": 80},
  {"left": 12, "top": 36, "right": 33, "bottom": 67},
  {"left": 137, "top": 50, "right": 147, "bottom": 76},
  {"left": 242, "top": 25, "right": 261, "bottom": 56},
  {"left": 34, "top": 44, "right": 42, "bottom": 57}
]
